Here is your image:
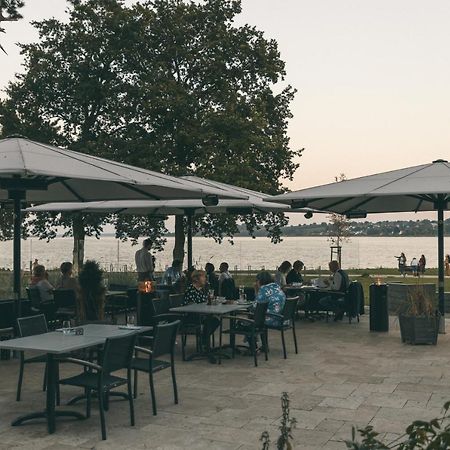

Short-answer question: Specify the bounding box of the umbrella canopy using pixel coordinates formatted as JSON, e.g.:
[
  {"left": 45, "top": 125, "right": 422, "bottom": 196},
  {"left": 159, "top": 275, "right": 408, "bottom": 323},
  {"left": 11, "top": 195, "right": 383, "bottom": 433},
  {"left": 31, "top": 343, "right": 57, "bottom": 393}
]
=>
[
  {"left": 0, "top": 137, "right": 246, "bottom": 311},
  {"left": 0, "top": 137, "right": 247, "bottom": 201},
  {"left": 268, "top": 159, "right": 450, "bottom": 328}
]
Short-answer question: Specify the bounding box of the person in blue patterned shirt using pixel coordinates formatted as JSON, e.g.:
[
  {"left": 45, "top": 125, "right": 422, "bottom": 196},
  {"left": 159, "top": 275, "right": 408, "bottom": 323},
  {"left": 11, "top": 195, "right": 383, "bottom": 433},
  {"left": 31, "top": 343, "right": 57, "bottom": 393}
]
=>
[{"left": 254, "top": 271, "right": 286, "bottom": 327}]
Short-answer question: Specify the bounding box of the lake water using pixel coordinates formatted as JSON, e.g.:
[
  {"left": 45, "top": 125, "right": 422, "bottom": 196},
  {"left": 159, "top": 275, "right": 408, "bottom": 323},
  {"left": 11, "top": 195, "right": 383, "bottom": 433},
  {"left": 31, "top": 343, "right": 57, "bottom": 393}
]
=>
[{"left": 1, "top": 235, "right": 447, "bottom": 272}]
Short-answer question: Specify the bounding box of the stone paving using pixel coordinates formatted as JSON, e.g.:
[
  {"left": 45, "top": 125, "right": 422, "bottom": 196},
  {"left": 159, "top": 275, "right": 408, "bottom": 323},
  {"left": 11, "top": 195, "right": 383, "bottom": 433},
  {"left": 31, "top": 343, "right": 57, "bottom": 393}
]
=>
[{"left": 1, "top": 315, "right": 450, "bottom": 449}]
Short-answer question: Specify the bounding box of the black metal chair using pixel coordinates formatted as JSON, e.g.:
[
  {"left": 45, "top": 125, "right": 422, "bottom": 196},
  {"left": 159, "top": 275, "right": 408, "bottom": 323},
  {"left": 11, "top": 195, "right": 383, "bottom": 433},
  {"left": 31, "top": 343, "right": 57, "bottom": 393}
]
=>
[
  {"left": 152, "top": 296, "right": 171, "bottom": 316},
  {"left": 16, "top": 314, "right": 58, "bottom": 402},
  {"left": 266, "top": 297, "right": 299, "bottom": 359},
  {"left": 132, "top": 320, "right": 180, "bottom": 415},
  {"left": 58, "top": 334, "right": 137, "bottom": 441},
  {"left": 26, "top": 287, "right": 57, "bottom": 324},
  {"left": 345, "top": 281, "right": 364, "bottom": 323},
  {"left": 53, "top": 289, "right": 77, "bottom": 321},
  {"left": 222, "top": 301, "right": 269, "bottom": 367},
  {"left": 169, "top": 293, "right": 184, "bottom": 308},
  {"left": 0, "top": 327, "right": 14, "bottom": 360}
]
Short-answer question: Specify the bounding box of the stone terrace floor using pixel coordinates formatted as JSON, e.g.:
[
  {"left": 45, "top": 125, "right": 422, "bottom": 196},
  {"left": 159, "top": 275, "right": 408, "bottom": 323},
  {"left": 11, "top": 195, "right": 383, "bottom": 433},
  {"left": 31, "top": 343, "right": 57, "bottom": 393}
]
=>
[{"left": 1, "top": 315, "right": 450, "bottom": 449}]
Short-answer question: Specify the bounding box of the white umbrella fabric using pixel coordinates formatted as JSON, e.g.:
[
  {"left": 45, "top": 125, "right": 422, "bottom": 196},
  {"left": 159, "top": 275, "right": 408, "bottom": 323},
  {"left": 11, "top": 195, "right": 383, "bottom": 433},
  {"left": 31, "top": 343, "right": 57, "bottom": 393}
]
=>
[
  {"left": 0, "top": 137, "right": 247, "bottom": 311},
  {"left": 268, "top": 159, "right": 450, "bottom": 328}
]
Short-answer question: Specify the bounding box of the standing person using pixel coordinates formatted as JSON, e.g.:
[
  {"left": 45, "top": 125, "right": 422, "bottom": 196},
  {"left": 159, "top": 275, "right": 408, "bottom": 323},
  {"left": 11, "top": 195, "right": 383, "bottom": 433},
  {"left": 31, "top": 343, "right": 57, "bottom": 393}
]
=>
[
  {"left": 418, "top": 255, "right": 426, "bottom": 276},
  {"left": 135, "top": 238, "right": 154, "bottom": 282},
  {"left": 319, "top": 261, "right": 350, "bottom": 321},
  {"left": 218, "top": 262, "right": 235, "bottom": 298},
  {"left": 205, "top": 262, "right": 219, "bottom": 295},
  {"left": 286, "top": 260, "right": 304, "bottom": 285},
  {"left": 446, "top": 255, "right": 450, "bottom": 276},
  {"left": 275, "top": 261, "right": 292, "bottom": 289},
  {"left": 56, "top": 261, "right": 78, "bottom": 291},
  {"left": 396, "top": 252, "right": 407, "bottom": 276},
  {"left": 410, "top": 257, "right": 418, "bottom": 276}
]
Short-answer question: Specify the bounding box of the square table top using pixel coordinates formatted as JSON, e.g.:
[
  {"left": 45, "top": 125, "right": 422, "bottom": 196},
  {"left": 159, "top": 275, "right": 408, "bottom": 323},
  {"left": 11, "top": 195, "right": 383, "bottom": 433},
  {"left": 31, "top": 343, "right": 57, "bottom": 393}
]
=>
[
  {"left": 0, "top": 324, "right": 152, "bottom": 354},
  {"left": 170, "top": 303, "right": 246, "bottom": 315}
]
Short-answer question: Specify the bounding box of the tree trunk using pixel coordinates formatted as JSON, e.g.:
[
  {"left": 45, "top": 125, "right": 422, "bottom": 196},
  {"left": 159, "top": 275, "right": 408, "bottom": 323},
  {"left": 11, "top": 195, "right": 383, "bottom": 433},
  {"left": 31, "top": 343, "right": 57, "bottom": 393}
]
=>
[
  {"left": 72, "top": 214, "right": 86, "bottom": 274},
  {"left": 173, "top": 215, "right": 186, "bottom": 267}
]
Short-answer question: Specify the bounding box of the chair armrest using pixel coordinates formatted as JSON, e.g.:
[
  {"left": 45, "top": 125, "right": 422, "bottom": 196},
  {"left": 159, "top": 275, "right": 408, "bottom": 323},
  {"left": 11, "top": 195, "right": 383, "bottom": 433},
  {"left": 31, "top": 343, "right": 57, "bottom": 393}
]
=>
[
  {"left": 58, "top": 357, "right": 102, "bottom": 371},
  {"left": 221, "top": 315, "right": 255, "bottom": 325},
  {"left": 154, "top": 313, "right": 183, "bottom": 321},
  {"left": 265, "top": 312, "right": 283, "bottom": 319},
  {"left": 139, "top": 335, "right": 154, "bottom": 341},
  {"left": 135, "top": 346, "right": 152, "bottom": 355},
  {"left": 0, "top": 327, "right": 14, "bottom": 336}
]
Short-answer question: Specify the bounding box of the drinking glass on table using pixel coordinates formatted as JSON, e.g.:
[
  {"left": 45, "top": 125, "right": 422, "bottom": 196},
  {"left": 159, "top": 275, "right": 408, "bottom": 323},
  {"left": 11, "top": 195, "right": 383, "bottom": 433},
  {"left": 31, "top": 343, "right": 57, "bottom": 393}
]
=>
[
  {"left": 62, "top": 320, "right": 71, "bottom": 335},
  {"left": 126, "top": 314, "right": 135, "bottom": 327},
  {"left": 239, "top": 286, "right": 246, "bottom": 301}
]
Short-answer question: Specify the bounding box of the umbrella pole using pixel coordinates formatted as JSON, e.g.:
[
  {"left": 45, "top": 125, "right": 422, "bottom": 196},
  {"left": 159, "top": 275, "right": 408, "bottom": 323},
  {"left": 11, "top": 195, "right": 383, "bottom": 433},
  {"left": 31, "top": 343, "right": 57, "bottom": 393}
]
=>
[
  {"left": 12, "top": 192, "right": 23, "bottom": 317},
  {"left": 186, "top": 211, "right": 193, "bottom": 270},
  {"left": 437, "top": 199, "right": 445, "bottom": 333}
]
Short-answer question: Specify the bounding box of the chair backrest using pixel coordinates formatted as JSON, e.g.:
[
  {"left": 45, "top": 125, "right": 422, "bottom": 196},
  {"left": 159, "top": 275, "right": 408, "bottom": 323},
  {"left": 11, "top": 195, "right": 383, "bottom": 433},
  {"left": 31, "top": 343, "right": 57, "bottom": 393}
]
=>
[
  {"left": 346, "top": 282, "right": 365, "bottom": 317},
  {"left": 101, "top": 334, "right": 137, "bottom": 374},
  {"left": 283, "top": 297, "right": 299, "bottom": 321},
  {"left": 152, "top": 297, "right": 170, "bottom": 315},
  {"left": 221, "top": 277, "right": 236, "bottom": 300},
  {"left": 127, "top": 288, "right": 137, "bottom": 308},
  {"left": 53, "top": 289, "right": 76, "bottom": 308},
  {"left": 169, "top": 293, "right": 184, "bottom": 308},
  {"left": 253, "top": 301, "right": 269, "bottom": 328},
  {"left": 17, "top": 314, "right": 48, "bottom": 337},
  {"left": 26, "top": 287, "right": 42, "bottom": 309},
  {"left": 152, "top": 320, "right": 180, "bottom": 359}
]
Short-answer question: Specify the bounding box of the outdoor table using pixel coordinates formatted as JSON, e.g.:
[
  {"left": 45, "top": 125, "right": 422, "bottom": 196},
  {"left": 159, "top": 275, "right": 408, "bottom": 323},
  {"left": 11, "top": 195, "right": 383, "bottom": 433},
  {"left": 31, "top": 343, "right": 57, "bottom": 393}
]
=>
[
  {"left": 170, "top": 303, "right": 250, "bottom": 363},
  {"left": 0, "top": 324, "right": 152, "bottom": 434},
  {"left": 294, "top": 287, "right": 345, "bottom": 319}
]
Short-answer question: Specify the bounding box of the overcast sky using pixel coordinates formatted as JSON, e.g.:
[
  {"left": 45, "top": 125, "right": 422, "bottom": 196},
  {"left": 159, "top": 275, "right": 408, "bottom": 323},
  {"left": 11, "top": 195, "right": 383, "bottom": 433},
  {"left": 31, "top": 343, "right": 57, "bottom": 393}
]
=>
[{"left": 1, "top": 0, "right": 449, "bottom": 224}]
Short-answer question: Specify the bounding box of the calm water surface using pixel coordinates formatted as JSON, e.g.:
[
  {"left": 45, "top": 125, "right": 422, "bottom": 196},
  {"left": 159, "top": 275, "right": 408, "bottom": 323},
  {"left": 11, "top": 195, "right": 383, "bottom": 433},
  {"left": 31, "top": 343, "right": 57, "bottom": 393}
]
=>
[{"left": 0, "top": 236, "right": 446, "bottom": 271}]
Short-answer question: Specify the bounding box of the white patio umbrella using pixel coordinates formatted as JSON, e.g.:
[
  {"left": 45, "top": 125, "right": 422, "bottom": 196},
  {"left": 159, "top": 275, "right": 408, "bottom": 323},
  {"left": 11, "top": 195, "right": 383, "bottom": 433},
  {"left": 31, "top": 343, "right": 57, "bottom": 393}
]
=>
[
  {"left": 268, "top": 158, "right": 450, "bottom": 329},
  {"left": 26, "top": 194, "right": 315, "bottom": 269},
  {"left": 0, "top": 137, "right": 246, "bottom": 311}
]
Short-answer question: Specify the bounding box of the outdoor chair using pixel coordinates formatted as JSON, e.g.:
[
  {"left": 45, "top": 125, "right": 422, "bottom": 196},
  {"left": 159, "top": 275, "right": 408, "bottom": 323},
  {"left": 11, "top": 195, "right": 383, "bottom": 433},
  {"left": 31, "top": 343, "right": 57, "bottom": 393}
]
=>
[
  {"left": 220, "top": 277, "right": 237, "bottom": 300},
  {"left": 152, "top": 296, "right": 171, "bottom": 316},
  {"left": 0, "top": 327, "right": 14, "bottom": 360},
  {"left": 16, "top": 314, "right": 60, "bottom": 403},
  {"left": 53, "top": 289, "right": 77, "bottom": 321},
  {"left": 132, "top": 320, "right": 180, "bottom": 415},
  {"left": 222, "top": 301, "right": 269, "bottom": 367},
  {"left": 127, "top": 288, "right": 138, "bottom": 312},
  {"left": 58, "top": 334, "right": 137, "bottom": 440},
  {"left": 26, "top": 287, "right": 57, "bottom": 325},
  {"left": 266, "top": 297, "right": 299, "bottom": 359},
  {"left": 169, "top": 293, "right": 184, "bottom": 308},
  {"left": 345, "top": 281, "right": 365, "bottom": 324}
]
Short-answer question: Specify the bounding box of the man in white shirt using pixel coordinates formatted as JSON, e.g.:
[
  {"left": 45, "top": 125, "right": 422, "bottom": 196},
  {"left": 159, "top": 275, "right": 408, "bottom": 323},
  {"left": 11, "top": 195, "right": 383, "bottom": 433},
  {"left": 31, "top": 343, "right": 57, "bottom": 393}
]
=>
[
  {"left": 135, "top": 238, "right": 154, "bottom": 281},
  {"left": 319, "top": 260, "right": 349, "bottom": 321},
  {"left": 218, "top": 262, "right": 234, "bottom": 298}
]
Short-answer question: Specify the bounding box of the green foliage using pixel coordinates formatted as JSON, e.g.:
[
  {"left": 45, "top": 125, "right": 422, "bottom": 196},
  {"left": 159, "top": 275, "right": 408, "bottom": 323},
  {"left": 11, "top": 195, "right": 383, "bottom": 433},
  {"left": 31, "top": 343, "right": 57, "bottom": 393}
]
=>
[
  {"left": 0, "top": 0, "right": 24, "bottom": 53},
  {"left": 346, "top": 400, "right": 450, "bottom": 449}
]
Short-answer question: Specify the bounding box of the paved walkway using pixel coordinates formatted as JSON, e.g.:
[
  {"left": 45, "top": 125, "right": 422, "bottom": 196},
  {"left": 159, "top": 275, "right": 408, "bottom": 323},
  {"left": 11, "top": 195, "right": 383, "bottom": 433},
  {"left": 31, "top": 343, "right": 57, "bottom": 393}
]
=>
[{"left": 0, "top": 315, "right": 449, "bottom": 449}]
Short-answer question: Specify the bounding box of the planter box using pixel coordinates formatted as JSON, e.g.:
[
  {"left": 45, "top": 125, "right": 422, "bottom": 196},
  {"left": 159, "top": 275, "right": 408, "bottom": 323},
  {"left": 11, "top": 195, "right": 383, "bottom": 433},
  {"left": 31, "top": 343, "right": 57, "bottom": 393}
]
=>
[{"left": 398, "top": 314, "right": 439, "bottom": 345}]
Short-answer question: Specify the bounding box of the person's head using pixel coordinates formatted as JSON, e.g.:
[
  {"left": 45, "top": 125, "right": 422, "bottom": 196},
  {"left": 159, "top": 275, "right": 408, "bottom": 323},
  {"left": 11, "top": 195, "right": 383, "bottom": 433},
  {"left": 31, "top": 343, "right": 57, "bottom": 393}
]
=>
[
  {"left": 278, "top": 261, "right": 292, "bottom": 274},
  {"left": 256, "top": 271, "right": 274, "bottom": 289},
  {"left": 78, "top": 260, "right": 104, "bottom": 291},
  {"left": 205, "top": 262, "right": 215, "bottom": 274},
  {"left": 142, "top": 238, "right": 152, "bottom": 250},
  {"left": 219, "top": 262, "right": 229, "bottom": 273},
  {"left": 293, "top": 260, "right": 304, "bottom": 272},
  {"left": 191, "top": 269, "right": 206, "bottom": 288},
  {"left": 172, "top": 260, "right": 182, "bottom": 270},
  {"left": 33, "top": 264, "right": 46, "bottom": 279},
  {"left": 60, "top": 261, "right": 73, "bottom": 277},
  {"left": 329, "top": 260, "right": 340, "bottom": 273},
  {"left": 401, "top": 252, "right": 405, "bottom": 257}
]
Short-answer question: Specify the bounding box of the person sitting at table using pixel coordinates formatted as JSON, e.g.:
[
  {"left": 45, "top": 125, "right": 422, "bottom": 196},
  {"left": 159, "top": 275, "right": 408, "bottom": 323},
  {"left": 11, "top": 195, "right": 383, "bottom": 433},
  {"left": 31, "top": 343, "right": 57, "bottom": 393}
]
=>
[
  {"left": 56, "top": 261, "right": 79, "bottom": 291},
  {"left": 205, "top": 262, "right": 219, "bottom": 295},
  {"left": 162, "top": 260, "right": 183, "bottom": 285},
  {"left": 275, "top": 261, "right": 292, "bottom": 289},
  {"left": 319, "top": 260, "right": 350, "bottom": 321},
  {"left": 286, "top": 260, "right": 304, "bottom": 285},
  {"left": 254, "top": 271, "right": 286, "bottom": 327},
  {"left": 218, "top": 262, "right": 235, "bottom": 299},
  {"left": 30, "top": 264, "right": 54, "bottom": 302},
  {"left": 77, "top": 260, "right": 106, "bottom": 321},
  {"left": 183, "top": 270, "right": 220, "bottom": 349}
]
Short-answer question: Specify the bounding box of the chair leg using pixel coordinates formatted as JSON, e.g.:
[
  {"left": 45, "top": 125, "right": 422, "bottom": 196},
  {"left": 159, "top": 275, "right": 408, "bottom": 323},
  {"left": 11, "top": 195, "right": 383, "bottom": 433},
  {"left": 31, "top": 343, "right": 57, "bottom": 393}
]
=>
[
  {"left": 252, "top": 335, "right": 258, "bottom": 367},
  {"left": 281, "top": 329, "right": 287, "bottom": 359},
  {"left": 149, "top": 372, "right": 157, "bottom": 416},
  {"left": 261, "top": 332, "right": 268, "bottom": 361},
  {"left": 55, "top": 363, "right": 61, "bottom": 406},
  {"left": 133, "top": 369, "right": 138, "bottom": 399},
  {"left": 98, "top": 387, "right": 107, "bottom": 440},
  {"left": 181, "top": 334, "right": 187, "bottom": 361},
  {"left": 171, "top": 358, "right": 178, "bottom": 405},
  {"left": 127, "top": 370, "right": 135, "bottom": 426},
  {"left": 16, "top": 358, "right": 24, "bottom": 402},
  {"left": 292, "top": 324, "right": 298, "bottom": 354},
  {"left": 86, "top": 389, "right": 92, "bottom": 418}
]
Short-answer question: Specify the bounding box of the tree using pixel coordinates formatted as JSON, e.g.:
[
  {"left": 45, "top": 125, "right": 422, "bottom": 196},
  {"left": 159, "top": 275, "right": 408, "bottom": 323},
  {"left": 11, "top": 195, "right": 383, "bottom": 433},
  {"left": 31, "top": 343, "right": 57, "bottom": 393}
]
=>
[
  {"left": 0, "top": 0, "right": 24, "bottom": 53},
  {"left": 0, "top": 0, "right": 301, "bottom": 268},
  {"left": 327, "top": 174, "right": 350, "bottom": 265}
]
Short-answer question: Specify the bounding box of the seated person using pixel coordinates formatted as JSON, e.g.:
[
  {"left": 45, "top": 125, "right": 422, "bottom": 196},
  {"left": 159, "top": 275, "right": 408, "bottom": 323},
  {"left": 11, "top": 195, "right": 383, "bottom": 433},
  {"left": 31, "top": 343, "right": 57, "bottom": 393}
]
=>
[
  {"left": 205, "top": 262, "right": 219, "bottom": 295},
  {"left": 254, "top": 271, "right": 286, "bottom": 327},
  {"left": 162, "top": 259, "right": 183, "bottom": 285},
  {"left": 319, "top": 260, "right": 350, "bottom": 321},
  {"left": 286, "top": 260, "right": 304, "bottom": 285},
  {"left": 275, "top": 261, "right": 292, "bottom": 289},
  {"left": 183, "top": 270, "right": 220, "bottom": 349},
  {"left": 218, "top": 262, "right": 235, "bottom": 299},
  {"left": 77, "top": 260, "right": 106, "bottom": 322},
  {"left": 56, "top": 261, "right": 79, "bottom": 291},
  {"left": 30, "top": 264, "right": 54, "bottom": 303}
]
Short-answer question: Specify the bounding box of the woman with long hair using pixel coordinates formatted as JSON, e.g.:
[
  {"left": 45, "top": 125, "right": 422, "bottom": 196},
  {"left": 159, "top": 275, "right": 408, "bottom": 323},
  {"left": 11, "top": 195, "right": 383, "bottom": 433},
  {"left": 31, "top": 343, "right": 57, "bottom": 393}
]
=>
[{"left": 77, "top": 260, "right": 106, "bottom": 321}]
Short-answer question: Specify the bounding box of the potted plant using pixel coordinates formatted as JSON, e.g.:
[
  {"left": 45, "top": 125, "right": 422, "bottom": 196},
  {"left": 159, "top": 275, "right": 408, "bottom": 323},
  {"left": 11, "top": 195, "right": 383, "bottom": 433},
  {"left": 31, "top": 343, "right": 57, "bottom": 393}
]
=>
[{"left": 398, "top": 284, "right": 439, "bottom": 345}]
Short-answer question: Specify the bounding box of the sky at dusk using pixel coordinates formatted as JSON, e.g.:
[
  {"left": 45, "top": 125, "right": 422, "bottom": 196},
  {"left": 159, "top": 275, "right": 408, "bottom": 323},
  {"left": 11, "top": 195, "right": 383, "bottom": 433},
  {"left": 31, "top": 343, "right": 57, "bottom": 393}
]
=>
[{"left": 1, "top": 0, "right": 449, "bottom": 224}]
